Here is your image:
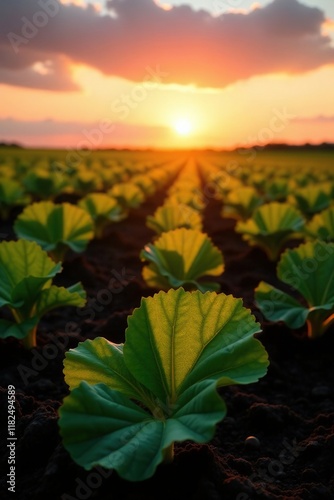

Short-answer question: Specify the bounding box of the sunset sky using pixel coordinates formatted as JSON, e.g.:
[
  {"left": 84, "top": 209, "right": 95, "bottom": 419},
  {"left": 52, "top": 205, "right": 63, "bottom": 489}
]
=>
[{"left": 0, "top": 0, "right": 334, "bottom": 149}]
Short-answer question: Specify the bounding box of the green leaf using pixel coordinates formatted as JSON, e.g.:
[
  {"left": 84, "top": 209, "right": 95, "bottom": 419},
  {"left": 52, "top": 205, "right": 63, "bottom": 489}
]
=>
[
  {"left": 124, "top": 288, "right": 266, "bottom": 404},
  {"left": 65, "top": 282, "right": 87, "bottom": 297},
  {"left": 222, "top": 186, "right": 263, "bottom": 220},
  {"left": 172, "top": 379, "right": 227, "bottom": 435},
  {"left": 0, "top": 239, "right": 87, "bottom": 347},
  {"left": 255, "top": 240, "right": 334, "bottom": 337},
  {"left": 304, "top": 206, "right": 334, "bottom": 242},
  {"left": 146, "top": 204, "right": 203, "bottom": 235},
  {"left": 59, "top": 379, "right": 226, "bottom": 481},
  {"left": 240, "top": 202, "right": 304, "bottom": 234},
  {"left": 277, "top": 240, "right": 334, "bottom": 307},
  {"left": 131, "top": 175, "right": 156, "bottom": 196},
  {"left": 249, "top": 173, "right": 267, "bottom": 192},
  {"left": 291, "top": 184, "right": 331, "bottom": 216},
  {"left": 59, "top": 383, "right": 162, "bottom": 481},
  {"left": 236, "top": 202, "right": 305, "bottom": 261},
  {"left": 108, "top": 183, "right": 144, "bottom": 209},
  {"left": 0, "top": 317, "right": 39, "bottom": 340},
  {"left": 64, "top": 338, "right": 154, "bottom": 407},
  {"left": 14, "top": 201, "right": 94, "bottom": 260},
  {"left": 79, "top": 193, "right": 125, "bottom": 223},
  {"left": 0, "top": 179, "right": 30, "bottom": 218},
  {"left": 23, "top": 170, "right": 68, "bottom": 199},
  {"left": 35, "top": 283, "right": 86, "bottom": 318},
  {"left": 140, "top": 228, "right": 224, "bottom": 292},
  {"left": 166, "top": 191, "right": 205, "bottom": 212},
  {"left": 255, "top": 281, "right": 309, "bottom": 329},
  {"left": 59, "top": 288, "right": 268, "bottom": 480},
  {"left": 78, "top": 193, "right": 126, "bottom": 238},
  {"left": 0, "top": 239, "right": 61, "bottom": 310},
  {"left": 72, "top": 170, "right": 100, "bottom": 195},
  {"left": 264, "top": 179, "right": 290, "bottom": 202}
]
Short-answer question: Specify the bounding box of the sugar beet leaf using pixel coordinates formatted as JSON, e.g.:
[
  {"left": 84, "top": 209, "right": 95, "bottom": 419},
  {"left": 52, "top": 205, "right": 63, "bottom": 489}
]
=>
[
  {"left": 59, "top": 288, "right": 268, "bottom": 481},
  {"left": 255, "top": 240, "right": 334, "bottom": 339},
  {"left": 0, "top": 239, "right": 86, "bottom": 348},
  {"left": 140, "top": 228, "right": 224, "bottom": 292},
  {"left": 14, "top": 201, "right": 94, "bottom": 261}
]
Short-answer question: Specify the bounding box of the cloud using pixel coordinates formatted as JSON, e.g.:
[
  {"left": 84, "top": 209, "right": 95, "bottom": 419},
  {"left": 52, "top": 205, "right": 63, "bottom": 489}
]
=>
[
  {"left": 292, "top": 115, "right": 334, "bottom": 123},
  {"left": 0, "top": 0, "right": 333, "bottom": 91},
  {"left": 0, "top": 117, "right": 88, "bottom": 136},
  {"left": 0, "top": 117, "right": 170, "bottom": 147},
  {"left": 0, "top": 51, "right": 79, "bottom": 91}
]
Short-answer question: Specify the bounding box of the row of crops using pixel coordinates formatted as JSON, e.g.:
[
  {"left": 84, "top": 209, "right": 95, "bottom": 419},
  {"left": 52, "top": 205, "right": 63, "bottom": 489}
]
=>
[
  {"left": 1, "top": 148, "right": 334, "bottom": 483},
  {"left": 199, "top": 159, "right": 334, "bottom": 338},
  {"left": 0, "top": 154, "right": 184, "bottom": 348},
  {"left": 200, "top": 159, "right": 334, "bottom": 256},
  {"left": 0, "top": 151, "right": 183, "bottom": 218}
]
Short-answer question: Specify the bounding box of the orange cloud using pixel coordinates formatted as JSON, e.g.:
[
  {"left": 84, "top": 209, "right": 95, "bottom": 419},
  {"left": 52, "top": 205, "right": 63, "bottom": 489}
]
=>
[{"left": 0, "top": 0, "right": 333, "bottom": 91}]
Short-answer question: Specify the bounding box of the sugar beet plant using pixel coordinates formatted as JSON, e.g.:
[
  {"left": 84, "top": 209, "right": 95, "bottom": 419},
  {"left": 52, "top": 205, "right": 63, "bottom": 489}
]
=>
[
  {"left": 0, "top": 178, "right": 31, "bottom": 220},
  {"left": 221, "top": 186, "right": 263, "bottom": 220},
  {"left": 59, "top": 288, "right": 269, "bottom": 481},
  {"left": 23, "top": 169, "right": 69, "bottom": 200},
  {"left": 78, "top": 193, "right": 126, "bottom": 239},
  {"left": 108, "top": 182, "right": 144, "bottom": 212},
  {"left": 146, "top": 204, "right": 203, "bottom": 235},
  {"left": 236, "top": 202, "right": 305, "bottom": 261},
  {"left": 255, "top": 240, "right": 334, "bottom": 339},
  {"left": 289, "top": 184, "right": 331, "bottom": 217},
  {"left": 140, "top": 228, "right": 224, "bottom": 292},
  {"left": 14, "top": 201, "right": 94, "bottom": 261},
  {"left": 0, "top": 240, "right": 86, "bottom": 349},
  {"left": 304, "top": 206, "right": 334, "bottom": 242}
]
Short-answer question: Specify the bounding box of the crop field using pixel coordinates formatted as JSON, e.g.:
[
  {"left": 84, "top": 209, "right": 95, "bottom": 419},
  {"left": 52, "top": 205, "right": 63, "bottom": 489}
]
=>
[{"left": 0, "top": 146, "right": 334, "bottom": 500}]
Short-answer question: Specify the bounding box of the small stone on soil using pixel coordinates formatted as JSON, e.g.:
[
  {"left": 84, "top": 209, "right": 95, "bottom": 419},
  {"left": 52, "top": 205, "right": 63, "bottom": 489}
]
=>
[{"left": 245, "top": 436, "right": 260, "bottom": 449}]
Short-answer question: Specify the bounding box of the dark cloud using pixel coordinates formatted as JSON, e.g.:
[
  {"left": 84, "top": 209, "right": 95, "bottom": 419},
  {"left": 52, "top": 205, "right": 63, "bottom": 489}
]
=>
[
  {"left": 0, "top": 0, "right": 333, "bottom": 91},
  {"left": 0, "top": 51, "right": 79, "bottom": 91}
]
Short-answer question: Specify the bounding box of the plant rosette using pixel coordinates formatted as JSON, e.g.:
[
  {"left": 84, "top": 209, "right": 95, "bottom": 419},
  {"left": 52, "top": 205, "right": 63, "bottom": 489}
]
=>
[
  {"left": 0, "top": 239, "right": 86, "bottom": 348},
  {"left": 236, "top": 202, "right": 305, "bottom": 261},
  {"left": 59, "top": 287, "right": 269, "bottom": 482},
  {"left": 14, "top": 201, "right": 94, "bottom": 262},
  {"left": 146, "top": 204, "right": 203, "bottom": 235},
  {"left": 140, "top": 228, "right": 224, "bottom": 292},
  {"left": 304, "top": 206, "right": 334, "bottom": 242},
  {"left": 0, "top": 178, "right": 31, "bottom": 220},
  {"left": 78, "top": 193, "right": 126, "bottom": 239},
  {"left": 255, "top": 240, "right": 334, "bottom": 339}
]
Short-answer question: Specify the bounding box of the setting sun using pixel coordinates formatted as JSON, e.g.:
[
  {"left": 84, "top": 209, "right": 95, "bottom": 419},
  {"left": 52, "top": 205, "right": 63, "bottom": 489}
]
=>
[{"left": 173, "top": 118, "right": 193, "bottom": 136}]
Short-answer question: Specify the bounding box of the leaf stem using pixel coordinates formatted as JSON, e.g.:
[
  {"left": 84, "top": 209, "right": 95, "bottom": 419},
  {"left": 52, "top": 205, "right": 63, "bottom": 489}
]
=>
[
  {"left": 323, "top": 313, "right": 334, "bottom": 332},
  {"left": 307, "top": 312, "right": 334, "bottom": 339},
  {"left": 10, "top": 307, "right": 38, "bottom": 349},
  {"left": 264, "top": 244, "right": 280, "bottom": 262},
  {"left": 49, "top": 243, "right": 67, "bottom": 263},
  {"left": 22, "top": 325, "right": 37, "bottom": 349},
  {"left": 162, "top": 442, "right": 174, "bottom": 464}
]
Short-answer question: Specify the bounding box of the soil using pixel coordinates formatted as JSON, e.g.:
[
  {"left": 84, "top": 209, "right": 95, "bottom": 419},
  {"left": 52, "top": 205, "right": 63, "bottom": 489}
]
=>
[{"left": 0, "top": 170, "right": 333, "bottom": 500}]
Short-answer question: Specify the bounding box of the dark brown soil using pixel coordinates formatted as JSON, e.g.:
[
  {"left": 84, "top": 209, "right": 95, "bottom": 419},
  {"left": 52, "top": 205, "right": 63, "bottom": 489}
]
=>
[{"left": 0, "top": 175, "right": 333, "bottom": 500}]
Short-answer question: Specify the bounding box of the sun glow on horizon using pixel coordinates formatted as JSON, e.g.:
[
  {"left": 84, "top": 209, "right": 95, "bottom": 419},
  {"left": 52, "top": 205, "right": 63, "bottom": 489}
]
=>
[{"left": 173, "top": 118, "right": 193, "bottom": 136}]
